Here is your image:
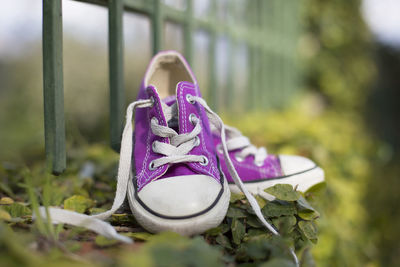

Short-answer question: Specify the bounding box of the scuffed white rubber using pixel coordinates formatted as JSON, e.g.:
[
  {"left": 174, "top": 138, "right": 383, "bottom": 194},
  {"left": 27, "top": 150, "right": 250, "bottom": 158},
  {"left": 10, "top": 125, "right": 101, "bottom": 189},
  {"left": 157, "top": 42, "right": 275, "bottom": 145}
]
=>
[
  {"left": 229, "top": 166, "right": 324, "bottom": 200},
  {"left": 127, "top": 174, "right": 230, "bottom": 236}
]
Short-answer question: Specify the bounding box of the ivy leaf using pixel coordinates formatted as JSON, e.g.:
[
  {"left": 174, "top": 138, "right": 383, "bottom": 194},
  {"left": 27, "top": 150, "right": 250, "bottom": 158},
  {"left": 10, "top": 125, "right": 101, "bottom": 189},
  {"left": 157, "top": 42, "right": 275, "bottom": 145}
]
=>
[
  {"left": 63, "top": 195, "right": 94, "bottom": 213},
  {"left": 226, "top": 207, "right": 247, "bottom": 218},
  {"left": 264, "top": 184, "right": 300, "bottom": 201},
  {"left": 298, "top": 221, "right": 318, "bottom": 243},
  {"left": 95, "top": 235, "right": 119, "bottom": 247},
  {"left": 246, "top": 215, "right": 263, "bottom": 228},
  {"left": 262, "top": 201, "right": 297, "bottom": 217},
  {"left": 272, "top": 215, "right": 297, "bottom": 234},
  {"left": 0, "top": 197, "right": 14, "bottom": 205},
  {"left": 216, "top": 234, "right": 233, "bottom": 249},
  {"left": 205, "top": 224, "right": 230, "bottom": 236},
  {"left": 0, "top": 209, "right": 12, "bottom": 221},
  {"left": 232, "top": 219, "right": 246, "bottom": 245},
  {"left": 3, "top": 202, "right": 31, "bottom": 218},
  {"left": 124, "top": 232, "right": 153, "bottom": 241},
  {"left": 230, "top": 193, "right": 245, "bottom": 203},
  {"left": 296, "top": 196, "right": 320, "bottom": 220},
  {"left": 255, "top": 194, "right": 267, "bottom": 209}
]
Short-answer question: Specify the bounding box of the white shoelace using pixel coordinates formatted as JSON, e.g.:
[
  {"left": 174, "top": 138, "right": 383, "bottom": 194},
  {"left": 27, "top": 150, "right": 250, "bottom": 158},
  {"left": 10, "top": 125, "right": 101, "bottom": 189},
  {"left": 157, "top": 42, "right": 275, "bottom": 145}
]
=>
[
  {"left": 217, "top": 125, "right": 268, "bottom": 166},
  {"left": 35, "top": 95, "right": 298, "bottom": 266}
]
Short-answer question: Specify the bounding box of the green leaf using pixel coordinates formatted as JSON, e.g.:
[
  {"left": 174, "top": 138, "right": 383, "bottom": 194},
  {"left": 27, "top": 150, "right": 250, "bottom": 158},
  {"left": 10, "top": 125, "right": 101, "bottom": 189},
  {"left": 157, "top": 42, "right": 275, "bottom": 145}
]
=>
[
  {"left": 265, "top": 184, "right": 300, "bottom": 201},
  {"left": 0, "top": 197, "right": 14, "bottom": 205},
  {"left": 298, "top": 221, "right": 318, "bottom": 242},
  {"left": 95, "top": 235, "right": 119, "bottom": 247},
  {"left": 296, "top": 196, "right": 320, "bottom": 220},
  {"left": 0, "top": 209, "right": 12, "bottom": 221},
  {"left": 230, "top": 192, "right": 245, "bottom": 203},
  {"left": 205, "top": 224, "right": 230, "bottom": 236},
  {"left": 262, "top": 201, "right": 297, "bottom": 217},
  {"left": 226, "top": 207, "right": 247, "bottom": 218},
  {"left": 254, "top": 194, "right": 267, "bottom": 209},
  {"left": 3, "top": 203, "right": 31, "bottom": 218},
  {"left": 63, "top": 195, "right": 94, "bottom": 213},
  {"left": 246, "top": 215, "right": 263, "bottom": 228},
  {"left": 124, "top": 232, "right": 153, "bottom": 241},
  {"left": 272, "top": 215, "right": 297, "bottom": 234},
  {"left": 216, "top": 234, "right": 233, "bottom": 249},
  {"left": 232, "top": 219, "right": 246, "bottom": 245}
]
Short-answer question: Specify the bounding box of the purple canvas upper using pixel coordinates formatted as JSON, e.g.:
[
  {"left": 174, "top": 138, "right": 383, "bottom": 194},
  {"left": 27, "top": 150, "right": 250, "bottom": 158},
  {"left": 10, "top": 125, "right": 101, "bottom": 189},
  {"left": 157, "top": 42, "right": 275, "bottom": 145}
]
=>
[
  {"left": 213, "top": 135, "right": 284, "bottom": 183},
  {"left": 133, "top": 81, "right": 221, "bottom": 192}
]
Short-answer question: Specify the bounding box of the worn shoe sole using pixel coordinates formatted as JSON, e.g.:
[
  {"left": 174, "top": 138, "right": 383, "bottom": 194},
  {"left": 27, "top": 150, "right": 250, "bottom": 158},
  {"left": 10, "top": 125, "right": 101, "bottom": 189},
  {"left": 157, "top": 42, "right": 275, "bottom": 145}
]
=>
[{"left": 228, "top": 166, "right": 324, "bottom": 200}]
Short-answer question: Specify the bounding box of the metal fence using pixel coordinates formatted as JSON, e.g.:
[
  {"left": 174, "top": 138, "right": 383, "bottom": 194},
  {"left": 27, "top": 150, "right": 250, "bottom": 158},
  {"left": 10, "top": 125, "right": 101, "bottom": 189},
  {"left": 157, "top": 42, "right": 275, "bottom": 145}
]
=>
[{"left": 42, "top": 0, "right": 300, "bottom": 174}]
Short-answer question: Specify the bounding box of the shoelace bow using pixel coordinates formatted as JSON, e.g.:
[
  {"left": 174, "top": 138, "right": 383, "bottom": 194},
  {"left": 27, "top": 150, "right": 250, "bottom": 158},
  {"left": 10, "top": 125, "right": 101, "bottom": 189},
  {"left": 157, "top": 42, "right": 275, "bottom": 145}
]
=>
[{"left": 35, "top": 95, "right": 298, "bottom": 266}]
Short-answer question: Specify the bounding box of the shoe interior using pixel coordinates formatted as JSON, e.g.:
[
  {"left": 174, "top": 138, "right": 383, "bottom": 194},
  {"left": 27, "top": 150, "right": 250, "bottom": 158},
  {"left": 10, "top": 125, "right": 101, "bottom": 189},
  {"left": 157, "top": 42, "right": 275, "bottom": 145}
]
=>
[{"left": 144, "top": 51, "right": 195, "bottom": 99}]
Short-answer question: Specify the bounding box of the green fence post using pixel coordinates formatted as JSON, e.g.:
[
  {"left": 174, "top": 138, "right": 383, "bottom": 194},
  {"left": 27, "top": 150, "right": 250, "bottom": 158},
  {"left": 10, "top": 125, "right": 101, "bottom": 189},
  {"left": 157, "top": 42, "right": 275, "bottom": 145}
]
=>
[
  {"left": 42, "top": 0, "right": 66, "bottom": 175},
  {"left": 152, "top": 0, "right": 162, "bottom": 54},
  {"left": 184, "top": 0, "right": 193, "bottom": 64},
  {"left": 109, "top": 0, "right": 124, "bottom": 152},
  {"left": 208, "top": 0, "right": 218, "bottom": 111}
]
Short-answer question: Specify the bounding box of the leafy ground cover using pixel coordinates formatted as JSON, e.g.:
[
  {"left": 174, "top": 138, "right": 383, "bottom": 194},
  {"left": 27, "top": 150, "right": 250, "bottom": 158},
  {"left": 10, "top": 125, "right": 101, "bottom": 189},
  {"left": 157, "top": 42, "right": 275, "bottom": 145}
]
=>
[
  {"left": 0, "top": 138, "right": 323, "bottom": 267},
  {"left": 1, "top": 93, "right": 382, "bottom": 267}
]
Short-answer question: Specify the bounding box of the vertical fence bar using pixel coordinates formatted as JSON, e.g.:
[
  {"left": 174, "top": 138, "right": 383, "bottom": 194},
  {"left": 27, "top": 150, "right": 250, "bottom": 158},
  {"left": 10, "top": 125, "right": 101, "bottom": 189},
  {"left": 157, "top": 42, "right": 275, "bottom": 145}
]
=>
[
  {"left": 184, "top": 0, "right": 193, "bottom": 64},
  {"left": 43, "top": 0, "right": 66, "bottom": 175},
  {"left": 109, "top": 0, "right": 124, "bottom": 152},
  {"left": 152, "top": 0, "right": 162, "bottom": 54},
  {"left": 247, "top": 0, "right": 257, "bottom": 110},
  {"left": 257, "top": 0, "right": 265, "bottom": 109},
  {"left": 208, "top": 0, "right": 218, "bottom": 110}
]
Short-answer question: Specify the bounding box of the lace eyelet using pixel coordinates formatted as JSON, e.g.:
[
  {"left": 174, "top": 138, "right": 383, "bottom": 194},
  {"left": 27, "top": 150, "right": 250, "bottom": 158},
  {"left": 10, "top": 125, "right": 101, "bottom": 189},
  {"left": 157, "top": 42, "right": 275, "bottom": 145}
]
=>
[
  {"left": 150, "top": 96, "right": 155, "bottom": 106},
  {"left": 186, "top": 94, "right": 195, "bottom": 104},
  {"left": 151, "top": 117, "right": 159, "bottom": 125},
  {"left": 200, "top": 156, "right": 209, "bottom": 166},
  {"left": 148, "top": 160, "right": 157, "bottom": 170},
  {"left": 189, "top": 113, "right": 198, "bottom": 125},
  {"left": 254, "top": 160, "right": 264, "bottom": 167},
  {"left": 152, "top": 141, "right": 157, "bottom": 152},
  {"left": 193, "top": 136, "right": 200, "bottom": 147},
  {"left": 234, "top": 153, "right": 245, "bottom": 162}
]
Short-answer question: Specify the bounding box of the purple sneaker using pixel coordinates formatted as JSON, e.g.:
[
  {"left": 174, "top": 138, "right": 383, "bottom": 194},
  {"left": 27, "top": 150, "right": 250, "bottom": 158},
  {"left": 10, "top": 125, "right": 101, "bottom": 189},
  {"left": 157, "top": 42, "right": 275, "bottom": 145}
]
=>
[
  {"left": 35, "top": 51, "right": 302, "bottom": 263},
  {"left": 214, "top": 125, "right": 324, "bottom": 198},
  {"left": 125, "top": 51, "right": 231, "bottom": 235}
]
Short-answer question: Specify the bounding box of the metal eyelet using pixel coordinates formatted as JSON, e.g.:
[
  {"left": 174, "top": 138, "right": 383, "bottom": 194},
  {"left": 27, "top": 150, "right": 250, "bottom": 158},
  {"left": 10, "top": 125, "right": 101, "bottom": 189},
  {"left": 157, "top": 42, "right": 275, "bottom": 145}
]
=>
[
  {"left": 234, "top": 153, "right": 245, "bottom": 162},
  {"left": 186, "top": 94, "right": 195, "bottom": 104},
  {"left": 193, "top": 136, "right": 200, "bottom": 147},
  {"left": 254, "top": 160, "right": 264, "bottom": 167},
  {"left": 148, "top": 160, "right": 157, "bottom": 170},
  {"left": 151, "top": 117, "right": 159, "bottom": 125},
  {"left": 200, "top": 156, "right": 209, "bottom": 166},
  {"left": 189, "top": 113, "right": 198, "bottom": 125}
]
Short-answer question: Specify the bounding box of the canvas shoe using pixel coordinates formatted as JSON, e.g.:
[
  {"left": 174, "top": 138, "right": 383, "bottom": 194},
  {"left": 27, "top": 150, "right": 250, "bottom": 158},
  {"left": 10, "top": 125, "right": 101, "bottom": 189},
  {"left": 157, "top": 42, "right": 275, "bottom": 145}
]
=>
[
  {"left": 213, "top": 125, "right": 325, "bottom": 199},
  {"left": 35, "top": 51, "right": 300, "bottom": 264},
  {"left": 125, "top": 51, "right": 231, "bottom": 235}
]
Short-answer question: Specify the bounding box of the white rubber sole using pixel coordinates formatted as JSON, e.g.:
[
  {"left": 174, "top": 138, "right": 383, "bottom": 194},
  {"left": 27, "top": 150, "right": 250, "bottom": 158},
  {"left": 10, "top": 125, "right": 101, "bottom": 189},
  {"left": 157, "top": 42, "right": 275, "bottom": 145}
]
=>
[
  {"left": 127, "top": 175, "right": 230, "bottom": 236},
  {"left": 229, "top": 166, "right": 325, "bottom": 200}
]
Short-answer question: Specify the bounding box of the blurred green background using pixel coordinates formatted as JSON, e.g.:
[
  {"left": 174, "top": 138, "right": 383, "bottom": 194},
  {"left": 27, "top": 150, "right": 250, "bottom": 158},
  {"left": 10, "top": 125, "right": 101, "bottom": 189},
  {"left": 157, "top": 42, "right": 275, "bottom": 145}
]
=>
[{"left": 1, "top": 0, "right": 400, "bottom": 266}]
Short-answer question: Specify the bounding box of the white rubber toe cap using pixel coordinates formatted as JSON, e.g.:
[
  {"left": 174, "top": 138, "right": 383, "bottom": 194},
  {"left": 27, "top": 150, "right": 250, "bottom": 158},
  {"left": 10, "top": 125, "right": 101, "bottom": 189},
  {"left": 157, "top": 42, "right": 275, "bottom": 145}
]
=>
[
  {"left": 137, "top": 175, "right": 222, "bottom": 217},
  {"left": 279, "top": 155, "right": 317, "bottom": 176}
]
